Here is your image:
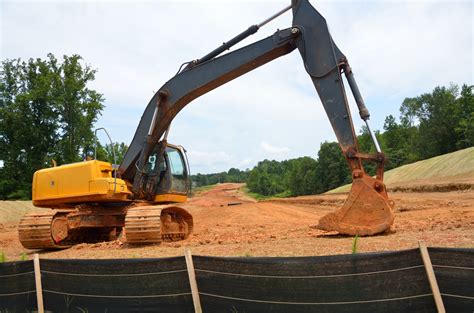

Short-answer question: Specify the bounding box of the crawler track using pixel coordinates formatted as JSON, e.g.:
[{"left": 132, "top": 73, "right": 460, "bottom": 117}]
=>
[
  {"left": 125, "top": 206, "right": 193, "bottom": 244},
  {"left": 124, "top": 206, "right": 163, "bottom": 244},
  {"left": 18, "top": 210, "right": 72, "bottom": 249},
  {"left": 18, "top": 209, "right": 117, "bottom": 249},
  {"left": 18, "top": 205, "right": 193, "bottom": 249}
]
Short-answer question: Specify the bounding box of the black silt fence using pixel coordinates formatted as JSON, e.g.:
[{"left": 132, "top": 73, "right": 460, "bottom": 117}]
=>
[
  {"left": 193, "top": 249, "right": 435, "bottom": 313},
  {"left": 429, "top": 248, "right": 474, "bottom": 313},
  {"left": 0, "top": 248, "right": 472, "bottom": 312},
  {"left": 0, "top": 260, "right": 37, "bottom": 312},
  {"left": 40, "top": 257, "right": 194, "bottom": 313}
]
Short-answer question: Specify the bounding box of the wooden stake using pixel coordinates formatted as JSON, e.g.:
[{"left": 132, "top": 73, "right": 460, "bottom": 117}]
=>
[
  {"left": 33, "top": 254, "right": 44, "bottom": 313},
  {"left": 418, "top": 241, "right": 445, "bottom": 313},
  {"left": 184, "top": 248, "right": 202, "bottom": 313}
]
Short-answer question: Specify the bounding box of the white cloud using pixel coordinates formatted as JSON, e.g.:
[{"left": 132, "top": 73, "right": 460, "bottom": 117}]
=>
[
  {"left": 237, "top": 158, "right": 253, "bottom": 169},
  {"left": 1, "top": 0, "right": 472, "bottom": 174},
  {"left": 260, "top": 142, "right": 291, "bottom": 155},
  {"left": 186, "top": 150, "right": 234, "bottom": 173}
]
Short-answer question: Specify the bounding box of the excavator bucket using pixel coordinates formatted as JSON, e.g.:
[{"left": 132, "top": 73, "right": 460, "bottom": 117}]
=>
[{"left": 316, "top": 174, "right": 395, "bottom": 236}]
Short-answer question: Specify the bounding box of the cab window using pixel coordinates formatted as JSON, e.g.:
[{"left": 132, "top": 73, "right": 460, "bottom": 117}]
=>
[{"left": 166, "top": 147, "right": 185, "bottom": 177}]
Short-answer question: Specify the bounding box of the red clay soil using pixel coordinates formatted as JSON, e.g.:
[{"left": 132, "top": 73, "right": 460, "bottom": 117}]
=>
[{"left": 0, "top": 183, "right": 473, "bottom": 260}]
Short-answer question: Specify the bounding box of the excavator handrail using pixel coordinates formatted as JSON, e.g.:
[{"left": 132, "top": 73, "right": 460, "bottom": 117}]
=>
[{"left": 94, "top": 127, "right": 117, "bottom": 193}]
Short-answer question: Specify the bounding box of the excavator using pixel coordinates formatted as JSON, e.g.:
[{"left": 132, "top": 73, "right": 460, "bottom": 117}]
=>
[{"left": 19, "top": 0, "right": 395, "bottom": 249}]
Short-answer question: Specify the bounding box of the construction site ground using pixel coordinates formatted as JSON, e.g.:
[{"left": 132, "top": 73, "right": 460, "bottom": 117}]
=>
[{"left": 0, "top": 183, "right": 473, "bottom": 260}]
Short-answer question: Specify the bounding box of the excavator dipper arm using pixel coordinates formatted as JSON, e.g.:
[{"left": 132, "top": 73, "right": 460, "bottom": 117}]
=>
[{"left": 119, "top": 0, "right": 395, "bottom": 235}]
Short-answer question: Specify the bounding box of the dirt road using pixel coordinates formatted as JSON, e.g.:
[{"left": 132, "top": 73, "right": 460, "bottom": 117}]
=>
[{"left": 0, "top": 183, "right": 473, "bottom": 260}]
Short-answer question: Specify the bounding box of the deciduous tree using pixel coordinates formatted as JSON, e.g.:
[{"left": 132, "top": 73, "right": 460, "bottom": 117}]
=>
[{"left": 0, "top": 54, "right": 104, "bottom": 199}]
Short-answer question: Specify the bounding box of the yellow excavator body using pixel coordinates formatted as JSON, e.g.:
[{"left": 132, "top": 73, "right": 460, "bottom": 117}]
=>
[
  {"left": 32, "top": 160, "right": 131, "bottom": 207},
  {"left": 20, "top": 148, "right": 192, "bottom": 249},
  {"left": 32, "top": 159, "right": 189, "bottom": 206}
]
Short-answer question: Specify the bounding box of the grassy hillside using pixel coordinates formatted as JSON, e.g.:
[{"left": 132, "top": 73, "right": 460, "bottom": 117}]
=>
[
  {"left": 329, "top": 147, "right": 474, "bottom": 193},
  {"left": 0, "top": 201, "right": 37, "bottom": 224}
]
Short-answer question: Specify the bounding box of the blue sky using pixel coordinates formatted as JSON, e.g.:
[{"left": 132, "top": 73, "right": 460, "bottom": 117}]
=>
[{"left": 1, "top": 0, "right": 472, "bottom": 174}]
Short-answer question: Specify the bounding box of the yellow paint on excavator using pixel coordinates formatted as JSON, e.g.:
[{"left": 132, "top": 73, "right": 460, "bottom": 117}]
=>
[
  {"left": 32, "top": 160, "right": 131, "bottom": 207},
  {"left": 154, "top": 194, "right": 187, "bottom": 204}
]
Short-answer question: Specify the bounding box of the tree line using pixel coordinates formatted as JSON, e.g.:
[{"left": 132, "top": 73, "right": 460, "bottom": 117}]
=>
[
  {"left": 192, "top": 168, "right": 249, "bottom": 187},
  {"left": 0, "top": 54, "right": 126, "bottom": 199},
  {"left": 192, "top": 83, "right": 473, "bottom": 197},
  {"left": 191, "top": 141, "right": 350, "bottom": 197},
  {"left": 1, "top": 54, "right": 472, "bottom": 199}
]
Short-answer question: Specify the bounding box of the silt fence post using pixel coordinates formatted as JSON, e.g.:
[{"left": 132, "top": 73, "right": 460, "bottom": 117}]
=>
[
  {"left": 185, "top": 247, "right": 202, "bottom": 313},
  {"left": 418, "top": 241, "right": 445, "bottom": 313},
  {"left": 33, "top": 253, "right": 44, "bottom": 313}
]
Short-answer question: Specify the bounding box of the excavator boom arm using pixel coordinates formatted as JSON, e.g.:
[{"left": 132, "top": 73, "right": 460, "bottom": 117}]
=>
[
  {"left": 120, "top": 0, "right": 363, "bottom": 181},
  {"left": 119, "top": 0, "right": 395, "bottom": 235},
  {"left": 119, "top": 27, "right": 298, "bottom": 182}
]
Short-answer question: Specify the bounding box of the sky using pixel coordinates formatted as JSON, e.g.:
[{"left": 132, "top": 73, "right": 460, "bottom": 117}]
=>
[{"left": 1, "top": 0, "right": 473, "bottom": 174}]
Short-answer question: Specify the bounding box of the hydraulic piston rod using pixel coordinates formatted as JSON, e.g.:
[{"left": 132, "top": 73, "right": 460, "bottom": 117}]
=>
[
  {"left": 364, "top": 120, "right": 382, "bottom": 153},
  {"left": 190, "top": 4, "right": 291, "bottom": 67},
  {"left": 343, "top": 63, "right": 382, "bottom": 153}
]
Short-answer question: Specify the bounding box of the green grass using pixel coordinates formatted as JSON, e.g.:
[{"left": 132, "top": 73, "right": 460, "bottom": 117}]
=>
[
  {"left": 328, "top": 147, "right": 474, "bottom": 193},
  {"left": 0, "top": 252, "right": 31, "bottom": 263},
  {"left": 384, "top": 147, "right": 474, "bottom": 183},
  {"left": 351, "top": 235, "right": 359, "bottom": 254},
  {"left": 240, "top": 186, "right": 291, "bottom": 201},
  {"left": 190, "top": 184, "right": 217, "bottom": 197}
]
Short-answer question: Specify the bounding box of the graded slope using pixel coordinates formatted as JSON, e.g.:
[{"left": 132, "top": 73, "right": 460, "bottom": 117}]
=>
[
  {"left": 0, "top": 201, "right": 37, "bottom": 224},
  {"left": 329, "top": 147, "right": 474, "bottom": 193}
]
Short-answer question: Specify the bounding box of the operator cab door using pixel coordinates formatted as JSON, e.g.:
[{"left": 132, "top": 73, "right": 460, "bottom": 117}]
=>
[
  {"left": 148, "top": 144, "right": 190, "bottom": 196},
  {"left": 165, "top": 146, "right": 189, "bottom": 194}
]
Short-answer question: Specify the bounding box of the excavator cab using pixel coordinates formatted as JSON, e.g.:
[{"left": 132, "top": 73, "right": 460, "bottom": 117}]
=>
[
  {"left": 125, "top": 143, "right": 193, "bottom": 245},
  {"left": 147, "top": 143, "right": 190, "bottom": 203}
]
